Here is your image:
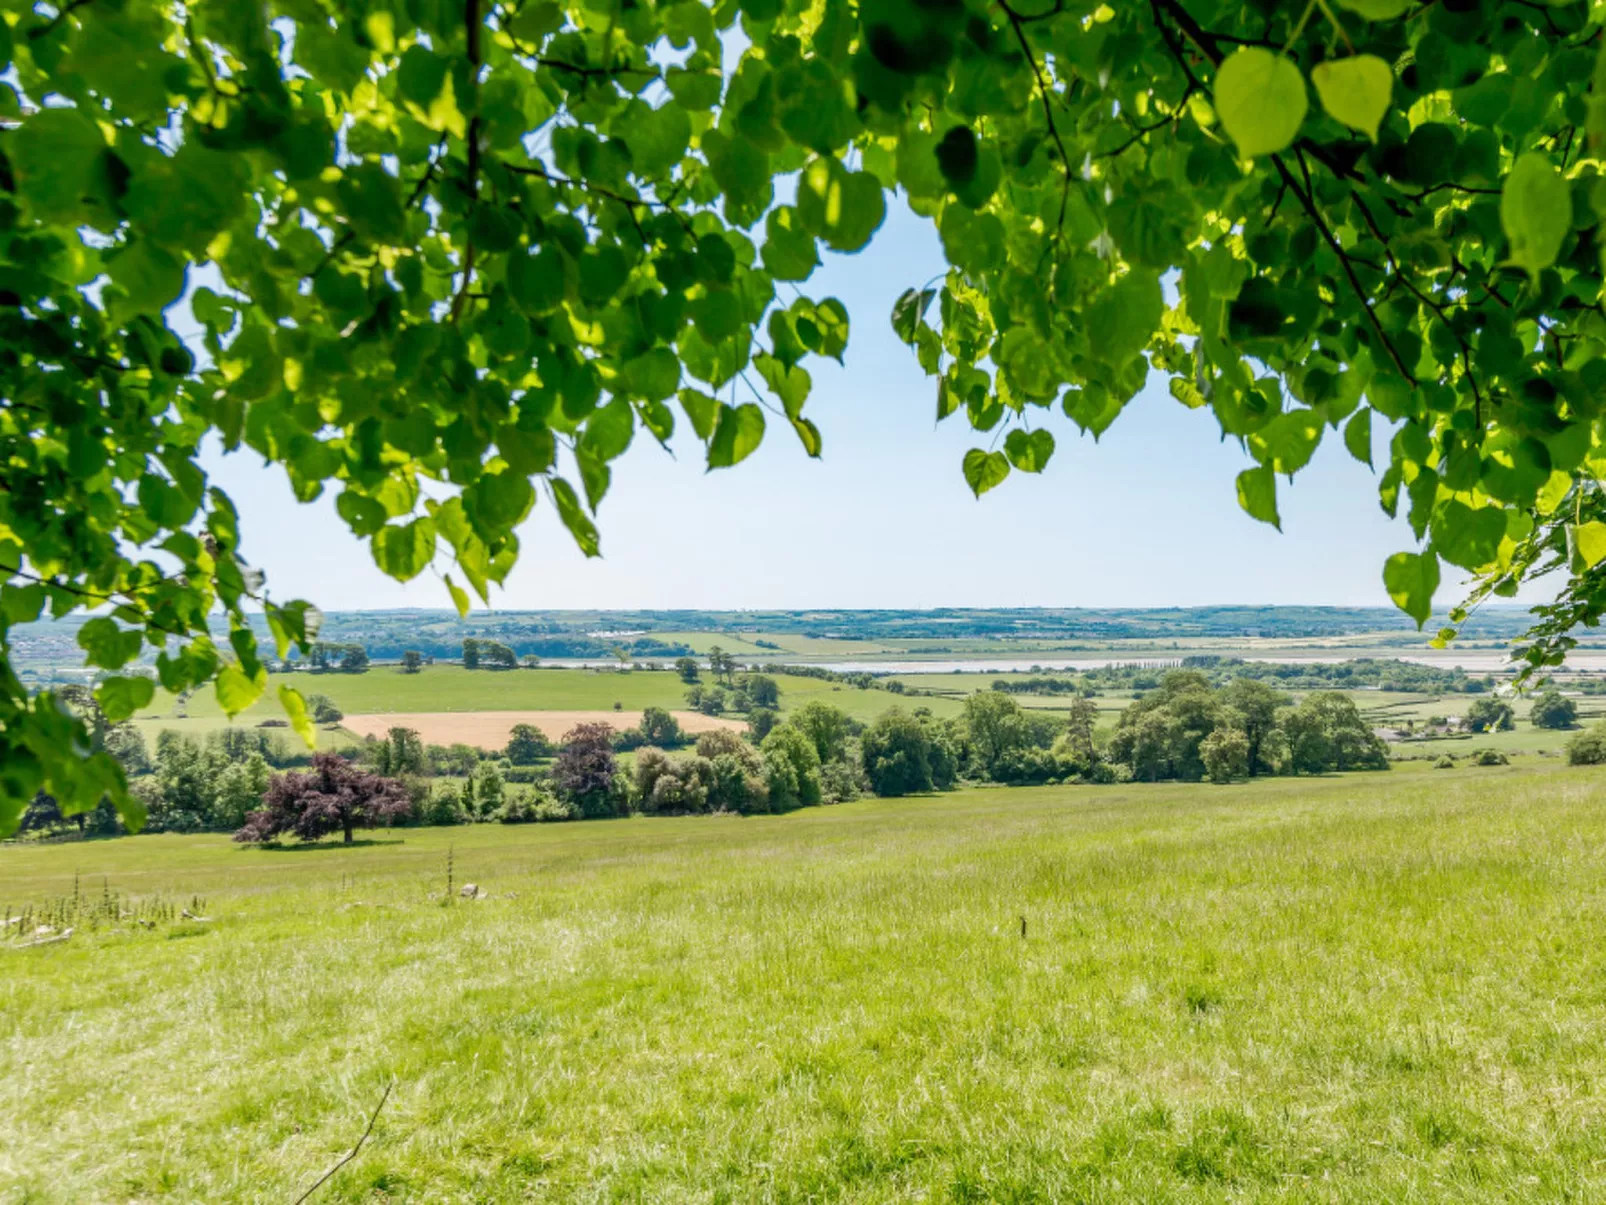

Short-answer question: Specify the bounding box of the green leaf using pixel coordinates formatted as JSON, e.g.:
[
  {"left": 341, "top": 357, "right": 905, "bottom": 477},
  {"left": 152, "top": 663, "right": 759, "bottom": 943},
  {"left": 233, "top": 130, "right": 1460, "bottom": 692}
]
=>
[
  {"left": 508, "top": 247, "right": 567, "bottom": 313},
  {"left": 621, "top": 349, "right": 681, "bottom": 402},
  {"left": 796, "top": 158, "right": 887, "bottom": 252},
  {"left": 962, "top": 448, "right": 1011, "bottom": 497},
  {"left": 755, "top": 352, "right": 812, "bottom": 417},
  {"left": 1432, "top": 500, "right": 1508, "bottom": 570},
  {"left": 1003, "top": 428, "right": 1055, "bottom": 473},
  {"left": 278, "top": 684, "right": 317, "bottom": 750},
  {"left": 1575, "top": 521, "right": 1606, "bottom": 568},
  {"left": 372, "top": 518, "right": 437, "bottom": 581},
  {"left": 1311, "top": 55, "right": 1393, "bottom": 141},
  {"left": 10, "top": 107, "right": 111, "bottom": 222},
  {"left": 1383, "top": 550, "right": 1440, "bottom": 628},
  {"left": 1501, "top": 152, "right": 1570, "bottom": 280},
  {"left": 463, "top": 470, "right": 536, "bottom": 540},
  {"left": 397, "top": 44, "right": 449, "bottom": 109},
  {"left": 892, "top": 287, "right": 935, "bottom": 344},
  {"left": 444, "top": 573, "right": 472, "bottom": 618},
  {"left": 679, "top": 388, "right": 720, "bottom": 441},
  {"left": 1214, "top": 48, "right": 1308, "bottom": 159},
  {"left": 762, "top": 207, "right": 819, "bottom": 281},
  {"left": 216, "top": 663, "right": 267, "bottom": 717},
  {"left": 550, "top": 478, "right": 601, "bottom": 556},
  {"left": 78, "top": 618, "right": 143, "bottom": 670},
  {"left": 790, "top": 416, "right": 823, "bottom": 457},
  {"left": 1343, "top": 409, "right": 1373, "bottom": 467},
  {"left": 1236, "top": 465, "right": 1281, "bottom": 529},
  {"left": 95, "top": 675, "right": 155, "bottom": 723},
  {"left": 1087, "top": 272, "right": 1163, "bottom": 364},
  {"left": 708, "top": 403, "right": 766, "bottom": 468}
]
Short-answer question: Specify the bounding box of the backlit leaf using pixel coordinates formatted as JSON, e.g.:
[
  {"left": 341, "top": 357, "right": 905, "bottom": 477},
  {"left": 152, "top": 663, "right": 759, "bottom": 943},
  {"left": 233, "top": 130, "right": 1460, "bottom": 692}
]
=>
[{"left": 1215, "top": 49, "right": 1308, "bottom": 159}]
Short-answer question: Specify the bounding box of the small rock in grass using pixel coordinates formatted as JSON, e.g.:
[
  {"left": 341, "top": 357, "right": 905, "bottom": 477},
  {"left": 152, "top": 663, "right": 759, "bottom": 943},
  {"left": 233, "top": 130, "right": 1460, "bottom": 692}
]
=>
[{"left": 460, "top": 883, "right": 483, "bottom": 899}]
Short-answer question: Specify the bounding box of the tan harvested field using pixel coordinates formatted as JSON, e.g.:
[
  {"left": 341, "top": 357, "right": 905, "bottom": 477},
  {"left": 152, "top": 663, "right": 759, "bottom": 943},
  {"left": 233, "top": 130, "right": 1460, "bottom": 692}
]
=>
[{"left": 340, "top": 709, "right": 745, "bottom": 749}]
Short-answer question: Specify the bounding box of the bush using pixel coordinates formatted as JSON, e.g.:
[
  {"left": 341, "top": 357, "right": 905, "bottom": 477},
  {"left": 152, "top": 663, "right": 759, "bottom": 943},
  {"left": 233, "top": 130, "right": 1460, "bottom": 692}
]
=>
[
  {"left": 495, "top": 786, "right": 569, "bottom": 823},
  {"left": 1434, "top": 755, "right": 1456, "bottom": 769},
  {"left": 1567, "top": 721, "right": 1606, "bottom": 765},
  {"left": 1474, "top": 748, "right": 1509, "bottom": 766},
  {"left": 989, "top": 746, "right": 1064, "bottom": 786},
  {"left": 305, "top": 693, "right": 343, "bottom": 724},
  {"left": 422, "top": 784, "right": 467, "bottom": 826}
]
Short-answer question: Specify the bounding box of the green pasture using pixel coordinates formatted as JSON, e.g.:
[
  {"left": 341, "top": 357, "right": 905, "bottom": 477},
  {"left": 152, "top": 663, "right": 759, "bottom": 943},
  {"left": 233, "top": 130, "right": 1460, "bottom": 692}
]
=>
[
  {"left": 8, "top": 763, "right": 1606, "bottom": 1200},
  {"left": 137, "top": 666, "right": 966, "bottom": 727}
]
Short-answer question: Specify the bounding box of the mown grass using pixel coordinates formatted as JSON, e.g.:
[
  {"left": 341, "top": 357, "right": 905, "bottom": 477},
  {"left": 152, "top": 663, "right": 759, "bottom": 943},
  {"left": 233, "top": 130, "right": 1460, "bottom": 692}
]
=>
[{"left": 6, "top": 762, "right": 1606, "bottom": 1201}]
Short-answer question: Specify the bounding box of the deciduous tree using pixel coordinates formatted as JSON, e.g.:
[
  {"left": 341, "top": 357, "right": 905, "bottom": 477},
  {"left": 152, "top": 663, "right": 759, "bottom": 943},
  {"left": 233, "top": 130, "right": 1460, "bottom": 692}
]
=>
[{"left": 236, "top": 755, "right": 411, "bottom": 845}]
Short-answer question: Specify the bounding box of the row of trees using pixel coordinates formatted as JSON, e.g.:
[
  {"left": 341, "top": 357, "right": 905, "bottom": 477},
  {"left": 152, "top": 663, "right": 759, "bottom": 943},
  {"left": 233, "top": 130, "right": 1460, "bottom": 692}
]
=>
[{"left": 684, "top": 673, "right": 782, "bottom": 719}]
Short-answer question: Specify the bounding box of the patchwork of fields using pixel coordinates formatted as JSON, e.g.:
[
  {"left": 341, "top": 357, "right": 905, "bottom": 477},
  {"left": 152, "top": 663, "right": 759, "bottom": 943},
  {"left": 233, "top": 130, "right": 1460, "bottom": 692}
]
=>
[{"left": 6, "top": 763, "right": 1606, "bottom": 1200}]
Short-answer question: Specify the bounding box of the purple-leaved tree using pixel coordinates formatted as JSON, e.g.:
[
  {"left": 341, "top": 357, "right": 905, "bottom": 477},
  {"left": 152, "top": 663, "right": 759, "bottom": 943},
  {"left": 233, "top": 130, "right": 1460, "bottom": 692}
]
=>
[{"left": 235, "top": 754, "right": 411, "bottom": 845}]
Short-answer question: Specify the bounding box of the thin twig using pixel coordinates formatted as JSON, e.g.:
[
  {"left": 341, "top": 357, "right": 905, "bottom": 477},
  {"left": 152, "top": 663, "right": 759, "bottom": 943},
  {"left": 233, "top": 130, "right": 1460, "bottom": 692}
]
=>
[
  {"left": 292, "top": 1081, "right": 395, "bottom": 1205},
  {"left": 1096, "top": 86, "right": 1196, "bottom": 159},
  {"left": 998, "top": 0, "right": 1073, "bottom": 240}
]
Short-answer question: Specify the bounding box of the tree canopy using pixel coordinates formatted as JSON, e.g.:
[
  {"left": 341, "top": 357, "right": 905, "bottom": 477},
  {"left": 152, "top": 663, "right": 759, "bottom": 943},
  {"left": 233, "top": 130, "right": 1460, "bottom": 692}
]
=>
[{"left": 4, "top": 0, "right": 1606, "bottom": 834}]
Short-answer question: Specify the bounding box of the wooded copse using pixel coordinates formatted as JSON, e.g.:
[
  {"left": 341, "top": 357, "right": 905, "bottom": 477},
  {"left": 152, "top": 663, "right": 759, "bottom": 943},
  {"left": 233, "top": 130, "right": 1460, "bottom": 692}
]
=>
[{"left": 213, "top": 674, "right": 1434, "bottom": 842}]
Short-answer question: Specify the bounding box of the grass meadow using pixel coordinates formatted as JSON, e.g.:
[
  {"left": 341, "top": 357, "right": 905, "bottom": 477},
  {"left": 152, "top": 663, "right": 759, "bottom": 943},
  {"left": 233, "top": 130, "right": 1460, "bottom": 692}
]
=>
[
  {"left": 6, "top": 762, "right": 1606, "bottom": 1201},
  {"left": 137, "top": 665, "right": 967, "bottom": 727}
]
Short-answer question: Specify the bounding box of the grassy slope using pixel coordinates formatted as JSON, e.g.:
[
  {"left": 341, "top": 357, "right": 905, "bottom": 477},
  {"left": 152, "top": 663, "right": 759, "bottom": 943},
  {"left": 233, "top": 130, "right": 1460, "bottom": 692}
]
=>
[{"left": 6, "top": 763, "right": 1606, "bottom": 1201}]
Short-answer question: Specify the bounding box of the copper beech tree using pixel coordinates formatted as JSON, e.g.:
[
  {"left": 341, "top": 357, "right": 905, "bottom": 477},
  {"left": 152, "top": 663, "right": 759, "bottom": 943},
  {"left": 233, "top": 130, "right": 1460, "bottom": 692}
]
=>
[{"left": 2, "top": 0, "right": 1604, "bottom": 832}]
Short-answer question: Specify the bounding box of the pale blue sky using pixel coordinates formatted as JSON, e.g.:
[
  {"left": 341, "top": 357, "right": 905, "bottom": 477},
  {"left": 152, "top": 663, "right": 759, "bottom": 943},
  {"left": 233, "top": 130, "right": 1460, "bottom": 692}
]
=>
[{"left": 203, "top": 202, "right": 1478, "bottom": 614}]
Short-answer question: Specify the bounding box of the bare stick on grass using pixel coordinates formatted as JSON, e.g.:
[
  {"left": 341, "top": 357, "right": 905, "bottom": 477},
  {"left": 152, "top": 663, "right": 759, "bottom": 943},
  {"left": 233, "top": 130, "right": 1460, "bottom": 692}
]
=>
[{"left": 293, "top": 1081, "right": 394, "bottom": 1205}]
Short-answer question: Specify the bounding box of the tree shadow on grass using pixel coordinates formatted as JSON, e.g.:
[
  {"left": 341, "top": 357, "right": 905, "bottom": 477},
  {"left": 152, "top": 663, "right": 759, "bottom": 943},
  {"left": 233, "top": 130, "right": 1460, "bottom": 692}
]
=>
[{"left": 247, "top": 837, "right": 407, "bottom": 852}]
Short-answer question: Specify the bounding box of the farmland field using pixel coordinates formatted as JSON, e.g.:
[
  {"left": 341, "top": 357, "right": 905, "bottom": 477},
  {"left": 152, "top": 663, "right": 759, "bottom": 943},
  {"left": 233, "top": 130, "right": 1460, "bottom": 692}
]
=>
[
  {"left": 136, "top": 665, "right": 967, "bottom": 726},
  {"left": 7, "top": 763, "right": 1606, "bottom": 1201}
]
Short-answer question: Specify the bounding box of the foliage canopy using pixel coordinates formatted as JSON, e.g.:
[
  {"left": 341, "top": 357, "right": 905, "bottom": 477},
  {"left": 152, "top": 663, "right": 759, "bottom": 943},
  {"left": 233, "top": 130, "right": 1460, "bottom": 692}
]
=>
[{"left": 4, "top": 0, "right": 1606, "bottom": 833}]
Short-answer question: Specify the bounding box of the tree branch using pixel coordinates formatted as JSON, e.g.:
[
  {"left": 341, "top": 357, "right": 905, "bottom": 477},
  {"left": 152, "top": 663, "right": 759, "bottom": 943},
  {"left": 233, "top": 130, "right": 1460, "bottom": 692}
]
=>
[
  {"left": 1273, "top": 151, "right": 1415, "bottom": 384},
  {"left": 997, "top": 0, "right": 1073, "bottom": 240},
  {"left": 450, "top": 0, "right": 484, "bottom": 324}
]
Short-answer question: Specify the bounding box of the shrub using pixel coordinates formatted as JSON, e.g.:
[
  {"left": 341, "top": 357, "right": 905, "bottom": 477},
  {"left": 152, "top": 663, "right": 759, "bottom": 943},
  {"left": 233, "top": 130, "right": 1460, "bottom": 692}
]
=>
[
  {"left": 1474, "top": 748, "right": 1509, "bottom": 766},
  {"left": 1567, "top": 721, "right": 1606, "bottom": 765},
  {"left": 1434, "top": 755, "right": 1456, "bottom": 769},
  {"left": 989, "top": 746, "right": 1064, "bottom": 786},
  {"left": 496, "top": 786, "right": 567, "bottom": 823},
  {"left": 422, "top": 785, "right": 467, "bottom": 826},
  {"left": 306, "top": 693, "right": 343, "bottom": 724}
]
